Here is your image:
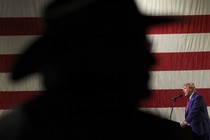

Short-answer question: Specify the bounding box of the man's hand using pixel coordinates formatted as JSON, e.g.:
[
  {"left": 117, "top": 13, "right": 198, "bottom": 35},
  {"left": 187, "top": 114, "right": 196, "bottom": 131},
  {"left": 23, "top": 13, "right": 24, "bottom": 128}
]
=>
[{"left": 180, "top": 121, "right": 189, "bottom": 128}]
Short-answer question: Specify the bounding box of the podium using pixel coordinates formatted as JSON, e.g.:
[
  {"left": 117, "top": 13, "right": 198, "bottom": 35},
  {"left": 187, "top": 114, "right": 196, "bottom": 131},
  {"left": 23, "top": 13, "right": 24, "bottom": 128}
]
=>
[
  {"left": 181, "top": 125, "right": 192, "bottom": 140},
  {"left": 171, "top": 121, "right": 193, "bottom": 140}
]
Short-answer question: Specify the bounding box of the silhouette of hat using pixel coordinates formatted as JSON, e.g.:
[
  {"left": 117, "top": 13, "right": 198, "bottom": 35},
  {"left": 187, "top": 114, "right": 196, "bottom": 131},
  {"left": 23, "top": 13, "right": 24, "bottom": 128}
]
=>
[{"left": 11, "top": 0, "right": 182, "bottom": 80}]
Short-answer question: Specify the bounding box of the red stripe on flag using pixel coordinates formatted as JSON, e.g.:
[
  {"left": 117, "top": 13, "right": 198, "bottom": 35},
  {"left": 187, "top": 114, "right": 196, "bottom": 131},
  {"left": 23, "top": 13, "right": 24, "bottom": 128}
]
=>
[
  {"left": 139, "top": 88, "right": 210, "bottom": 108},
  {"left": 0, "top": 15, "right": 210, "bottom": 35},
  {"left": 147, "top": 15, "right": 210, "bottom": 34},
  {"left": 0, "top": 55, "right": 20, "bottom": 72},
  {"left": 151, "top": 52, "right": 210, "bottom": 71},
  {"left": 0, "top": 17, "right": 43, "bottom": 35},
  {"left": 0, "top": 91, "right": 42, "bottom": 109}
]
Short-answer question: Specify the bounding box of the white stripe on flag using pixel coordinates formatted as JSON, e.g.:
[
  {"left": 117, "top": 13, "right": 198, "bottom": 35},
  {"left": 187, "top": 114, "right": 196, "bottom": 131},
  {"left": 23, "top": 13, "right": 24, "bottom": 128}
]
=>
[
  {"left": 139, "top": 107, "right": 185, "bottom": 122},
  {"left": 139, "top": 107, "right": 210, "bottom": 122},
  {"left": 135, "top": 0, "right": 210, "bottom": 15},
  {"left": 148, "top": 33, "right": 210, "bottom": 53},
  {"left": 0, "top": 73, "right": 44, "bottom": 91},
  {"left": 149, "top": 70, "right": 210, "bottom": 90},
  {"left": 0, "top": 36, "right": 39, "bottom": 54},
  {"left": 0, "top": 0, "right": 51, "bottom": 17}
]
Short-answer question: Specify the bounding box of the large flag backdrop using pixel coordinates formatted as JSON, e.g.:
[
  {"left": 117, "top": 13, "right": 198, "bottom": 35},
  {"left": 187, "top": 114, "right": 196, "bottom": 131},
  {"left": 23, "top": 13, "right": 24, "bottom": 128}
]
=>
[
  {"left": 0, "top": 0, "right": 51, "bottom": 116},
  {"left": 0, "top": 0, "right": 210, "bottom": 123},
  {"left": 135, "top": 0, "right": 210, "bottom": 122}
]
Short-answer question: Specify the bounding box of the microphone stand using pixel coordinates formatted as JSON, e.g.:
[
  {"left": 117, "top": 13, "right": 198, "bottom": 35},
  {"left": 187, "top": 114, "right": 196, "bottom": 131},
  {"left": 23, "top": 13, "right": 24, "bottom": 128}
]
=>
[{"left": 169, "top": 98, "right": 176, "bottom": 120}]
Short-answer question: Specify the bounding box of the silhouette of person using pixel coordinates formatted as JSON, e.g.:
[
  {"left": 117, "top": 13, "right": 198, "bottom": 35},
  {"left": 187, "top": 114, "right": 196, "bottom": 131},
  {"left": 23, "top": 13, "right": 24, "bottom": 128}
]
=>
[{"left": 0, "top": 0, "right": 184, "bottom": 139}]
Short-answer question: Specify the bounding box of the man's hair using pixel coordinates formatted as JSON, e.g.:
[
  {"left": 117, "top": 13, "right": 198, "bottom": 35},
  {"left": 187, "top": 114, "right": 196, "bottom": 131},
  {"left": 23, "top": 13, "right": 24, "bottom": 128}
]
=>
[{"left": 183, "top": 82, "right": 196, "bottom": 92}]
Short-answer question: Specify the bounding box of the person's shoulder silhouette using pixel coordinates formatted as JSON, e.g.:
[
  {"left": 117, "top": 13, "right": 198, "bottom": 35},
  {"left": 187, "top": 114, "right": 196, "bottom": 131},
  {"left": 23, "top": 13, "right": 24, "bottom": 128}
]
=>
[{"left": 0, "top": 0, "right": 184, "bottom": 140}]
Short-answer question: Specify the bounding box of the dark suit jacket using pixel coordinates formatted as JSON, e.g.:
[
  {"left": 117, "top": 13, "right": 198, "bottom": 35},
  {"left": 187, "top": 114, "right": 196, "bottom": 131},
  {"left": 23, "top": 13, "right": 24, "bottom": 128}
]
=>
[{"left": 185, "top": 92, "right": 210, "bottom": 135}]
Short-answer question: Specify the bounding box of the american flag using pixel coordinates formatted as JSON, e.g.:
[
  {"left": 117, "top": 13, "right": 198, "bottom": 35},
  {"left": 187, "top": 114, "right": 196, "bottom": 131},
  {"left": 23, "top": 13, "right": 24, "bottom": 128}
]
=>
[
  {"left": 0, "top": 0, "right": 51, "bottom": 116},
  {"left": 136, "top": 0, "right": 210, "bottom": 122},
  {"left": 1, "top": 0, "right": 210, "bottom": 123}
]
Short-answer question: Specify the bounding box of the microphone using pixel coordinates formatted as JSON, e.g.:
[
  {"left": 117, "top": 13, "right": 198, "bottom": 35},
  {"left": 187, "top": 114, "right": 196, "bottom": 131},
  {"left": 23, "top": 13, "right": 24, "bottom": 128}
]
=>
[{"left": 171, "top": 94, "right": 183, "bottom": 100}]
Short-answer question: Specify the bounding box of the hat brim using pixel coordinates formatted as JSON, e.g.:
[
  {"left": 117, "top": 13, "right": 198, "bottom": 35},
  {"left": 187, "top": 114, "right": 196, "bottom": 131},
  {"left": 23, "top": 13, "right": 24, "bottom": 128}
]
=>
[
  {"left": 11, "top": 36, "right": 48, "bottom": 80},
  {"left": 11, "top": 3, "right": 184, "bottom": 81}
]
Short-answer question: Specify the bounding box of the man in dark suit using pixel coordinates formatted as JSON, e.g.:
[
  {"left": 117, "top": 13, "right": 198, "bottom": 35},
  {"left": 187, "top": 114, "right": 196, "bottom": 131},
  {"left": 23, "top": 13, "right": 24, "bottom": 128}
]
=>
[
  {"left": 180, "top": 82, "right": 210, "bottom": 140},
  {"left": 0, "top": 0, "right": 184, "bottom": 139}
]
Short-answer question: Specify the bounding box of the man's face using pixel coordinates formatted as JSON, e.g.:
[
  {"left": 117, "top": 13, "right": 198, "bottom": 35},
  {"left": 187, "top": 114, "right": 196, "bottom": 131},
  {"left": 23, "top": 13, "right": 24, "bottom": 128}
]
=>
[{"left": 182, "top": 86, "right": 192, "bottom": 97}]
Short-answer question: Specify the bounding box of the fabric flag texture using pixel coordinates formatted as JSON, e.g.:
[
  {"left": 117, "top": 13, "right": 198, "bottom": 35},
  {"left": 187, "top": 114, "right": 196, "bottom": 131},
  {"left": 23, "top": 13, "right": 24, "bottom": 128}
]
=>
[
  {"left": 0, "top": 0, "right": 210, "bottom": 123},
  {"left": 136, "top": 0, "right": 210, "bottom": 122},
  {"left": 0, "top": 0, "right": 50, "bottom": 116}
]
